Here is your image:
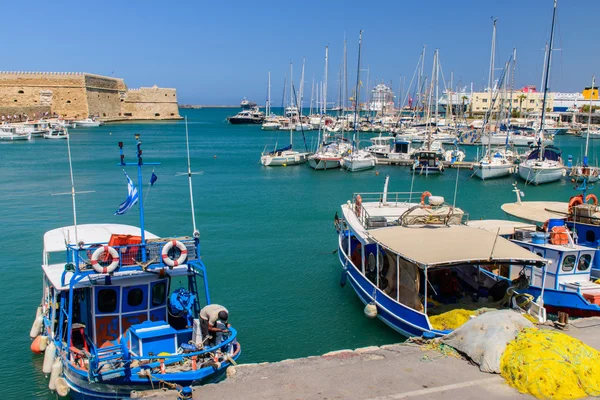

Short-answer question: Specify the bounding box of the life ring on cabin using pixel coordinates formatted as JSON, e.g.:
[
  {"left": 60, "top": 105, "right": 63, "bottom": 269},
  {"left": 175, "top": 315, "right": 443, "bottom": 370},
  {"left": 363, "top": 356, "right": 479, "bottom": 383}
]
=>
[
  {"left": 90, "top": 246, "right": 120, "bottom": 274},
  {"left": 568, "top": 195, "right": 584, "bottom": 214},
  {"left": 420, "top": 191, "right": 432, "bottom": 206},
  {"left": 355, "top": 195, "right": 363, "bottom": 217},
  {"left": 586, "top": 194, "right": 598, "bottom": 206},
  {"left": 550, "top": 226, "right": 570, "bottom": 245},
  {"left": 161, "top": 240, "right": 188, "bottom": 267}
]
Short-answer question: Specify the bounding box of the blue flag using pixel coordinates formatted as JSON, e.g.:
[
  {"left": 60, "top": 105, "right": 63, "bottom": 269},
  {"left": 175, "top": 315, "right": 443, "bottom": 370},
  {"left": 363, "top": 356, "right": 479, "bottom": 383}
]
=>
[
  {"left": 115, "top": 170, "right": 139, "bottom": 215},
  {"left": 150, "top": 171, "right": 158, "bottom": 186}
]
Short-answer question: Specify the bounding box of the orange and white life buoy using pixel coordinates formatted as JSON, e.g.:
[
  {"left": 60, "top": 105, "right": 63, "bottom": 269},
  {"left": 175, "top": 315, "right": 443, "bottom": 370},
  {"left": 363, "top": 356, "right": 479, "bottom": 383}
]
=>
[
  {"left": 161, "top": 240, "right": 188, "bottom": 267},
  {"left": 550, "top": 226, "right": 570, "bottom": 245},
  {"left": 91, "top": 246, "right": 120, "bottom": 274},
  {"left": 586, "top": 193, "right": 598, "bottom": 206},
  {"left": 420, "top": 191, "right": 432, "bottom": 206},
  {"left": 568, "top": 195, "right": 584, "bottom": 214},
  {"left": 355, "top": 195, "right": 363, "bottom": 217}
]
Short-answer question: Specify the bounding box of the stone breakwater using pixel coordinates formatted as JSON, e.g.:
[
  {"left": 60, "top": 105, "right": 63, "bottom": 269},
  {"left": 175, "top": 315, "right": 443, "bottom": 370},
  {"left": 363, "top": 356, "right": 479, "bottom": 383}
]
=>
[{"left": 0, "top": 71, "right": 181, "bottom": 121}]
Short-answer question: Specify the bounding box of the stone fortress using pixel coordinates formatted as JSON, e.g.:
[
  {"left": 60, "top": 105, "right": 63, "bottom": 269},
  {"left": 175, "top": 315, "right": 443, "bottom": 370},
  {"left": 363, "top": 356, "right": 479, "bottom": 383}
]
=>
[{"left": 0, "top": 71, "right": 181, "bottom": 121}]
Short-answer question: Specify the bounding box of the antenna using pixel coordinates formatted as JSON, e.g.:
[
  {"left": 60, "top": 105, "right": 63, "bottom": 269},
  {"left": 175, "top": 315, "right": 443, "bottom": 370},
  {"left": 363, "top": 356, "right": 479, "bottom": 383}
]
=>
[
  {"left": 176, "top": 116, "right": 203, "bottom": 237},
  {"left": 51, "top": 127, "right": 95, "bottom": 246}
]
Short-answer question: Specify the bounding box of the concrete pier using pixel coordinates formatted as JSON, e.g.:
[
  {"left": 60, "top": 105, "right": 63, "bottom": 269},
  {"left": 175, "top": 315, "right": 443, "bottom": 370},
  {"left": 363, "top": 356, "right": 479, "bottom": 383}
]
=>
[{"left": 132, "top": 317, "right": 600, "bottom": 400}]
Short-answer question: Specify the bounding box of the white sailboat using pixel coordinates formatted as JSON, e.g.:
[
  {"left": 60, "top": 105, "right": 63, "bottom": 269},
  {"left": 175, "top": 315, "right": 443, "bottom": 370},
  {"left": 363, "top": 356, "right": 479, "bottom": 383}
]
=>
[
  {"left": 570, "top": 75, "right": 600, "bottom": 183},
  {"left": 261, "top": 63, "right": 310, "bottom": 167},
  {"left": 518, "top": 0, "right": 564, "bottom": 185},
  {"left": 261, "top": 72, "right": 282, "bottom": 131},
  {"left": 341, "top": 31, "right": 377, "bottom": 172}
]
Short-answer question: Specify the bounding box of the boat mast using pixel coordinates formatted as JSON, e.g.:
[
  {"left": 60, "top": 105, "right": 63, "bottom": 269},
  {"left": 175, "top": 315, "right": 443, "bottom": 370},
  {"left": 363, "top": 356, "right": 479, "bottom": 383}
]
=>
[
  {"left": 324, "top": 46, "right": 329, "bottom": 117},
  {"left": 585, "top": 75, "right": 595, "bottom": 166},
  {"left": 290, "top": 62, "right": 294, "bottom": 146},
  {"left": 299, "top": 57, "right": 306, "bottom": 118},
  {"left": 434, "top": 52, "right": 439, "bottom": 127},
  {"left": 539, "top": 0, "right": 558, "bottom": 160},
  {"left": 487, "top": 18, "right": 497, "bottom": 136},
  {"left": 344, "top": 37, "right": 348, "bottom": 112},
  {"left": 66, "top": 130, "right": 79, "bottom": 244},
  {"left": 352, "top": 30, "right": 363, "bottom": 151},
  {"left": 184, "top": 117, "right": 199, "bottom": 236},
  {"left": 309, "top": 77, "right": 314, "bottom": 116},
  {"left": 267, "top": 71, "right": 271, "bottom": 117}
]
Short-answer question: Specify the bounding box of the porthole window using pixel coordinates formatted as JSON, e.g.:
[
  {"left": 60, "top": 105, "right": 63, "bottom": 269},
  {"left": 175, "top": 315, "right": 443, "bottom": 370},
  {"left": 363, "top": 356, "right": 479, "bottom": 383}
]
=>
[
  {"left": 97, "top": 289, "right": 117, "bottom": 313},
  {"left": 152, "top": 282, "right": 166, "bottom": 306},
  {"left": 586, "top": 230, "right": 596, "bottom": 243},
  {"left": 578, "top": 254, "right": 592, "bottom": 271},
  {"left": 127, "top": 288, "right": 144, "bottom": 307},
  {"left": 562, "top": 255, "right": 576, "bottom": 272}
]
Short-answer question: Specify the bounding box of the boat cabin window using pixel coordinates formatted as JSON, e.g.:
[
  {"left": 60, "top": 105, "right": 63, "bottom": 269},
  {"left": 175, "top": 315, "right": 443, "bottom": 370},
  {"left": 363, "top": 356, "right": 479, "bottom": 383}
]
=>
[
  {"left": 152, "top": 281, "right": 167, "bottom": 306},
  {"left": 586, "top": 230, "right": 596, "bottom": 243},
  {"left": 577, "top": 254, "right": 592, "bottom": 271},
  {"left": 127, "top": 288, "right": 144, "bottom": 307},
  {"left": 561, "top": 255, "right": 576, "bottom": 272},
  {"left": 97, "top": 289, "right": 118, "bottom": 313}
]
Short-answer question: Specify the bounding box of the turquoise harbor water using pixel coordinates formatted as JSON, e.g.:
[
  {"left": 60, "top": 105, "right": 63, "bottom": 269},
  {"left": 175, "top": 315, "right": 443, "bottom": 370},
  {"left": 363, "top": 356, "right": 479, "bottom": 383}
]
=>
[{"left": 0, "top": 108, "right": 597, "bottom": 399}]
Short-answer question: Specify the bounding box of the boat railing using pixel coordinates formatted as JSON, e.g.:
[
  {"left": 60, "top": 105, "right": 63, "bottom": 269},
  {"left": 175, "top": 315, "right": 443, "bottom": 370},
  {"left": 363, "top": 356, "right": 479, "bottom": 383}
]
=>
[
  {"left": 65, "top": 237, "right": 198, "bottom": 276},
  {"left": 86, "top": 327, "right": 239, "bottom": 382}
]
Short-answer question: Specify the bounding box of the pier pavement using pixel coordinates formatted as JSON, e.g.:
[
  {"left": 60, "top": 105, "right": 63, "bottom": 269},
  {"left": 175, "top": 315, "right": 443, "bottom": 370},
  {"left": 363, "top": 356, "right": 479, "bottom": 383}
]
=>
[{"left": 132, "top": 317, "right": 600, "bottom": 400}]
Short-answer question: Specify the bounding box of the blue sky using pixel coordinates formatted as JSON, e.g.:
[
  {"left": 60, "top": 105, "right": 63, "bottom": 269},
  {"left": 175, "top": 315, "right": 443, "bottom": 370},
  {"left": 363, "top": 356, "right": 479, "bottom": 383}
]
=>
[{"left": 2, "top": 0, "right": 597, "bottom": 104}]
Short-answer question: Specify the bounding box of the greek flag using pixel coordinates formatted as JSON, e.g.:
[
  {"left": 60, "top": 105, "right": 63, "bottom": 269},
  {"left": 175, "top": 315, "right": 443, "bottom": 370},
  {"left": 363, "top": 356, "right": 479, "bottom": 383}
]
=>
[{"left": 115, "top": 170, "right": 139, "bottom": 215}]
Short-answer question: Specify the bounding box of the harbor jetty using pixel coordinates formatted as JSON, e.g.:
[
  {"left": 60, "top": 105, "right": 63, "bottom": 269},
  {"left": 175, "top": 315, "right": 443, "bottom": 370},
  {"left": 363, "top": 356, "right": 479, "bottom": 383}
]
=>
[{"left": 131, "top": 317, "right": 600, "bottom": 400}]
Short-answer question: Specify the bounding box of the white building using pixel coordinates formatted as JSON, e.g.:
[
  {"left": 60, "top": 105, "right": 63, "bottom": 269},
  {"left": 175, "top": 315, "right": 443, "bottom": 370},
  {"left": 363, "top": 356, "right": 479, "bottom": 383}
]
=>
[{"left": 369, "top": 84, "right": 395, "bottom": 113}]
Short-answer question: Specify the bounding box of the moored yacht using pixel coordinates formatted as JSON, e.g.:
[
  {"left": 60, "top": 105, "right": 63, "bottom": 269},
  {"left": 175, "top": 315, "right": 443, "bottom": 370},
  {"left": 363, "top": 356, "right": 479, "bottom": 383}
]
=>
[{"left": 473, "top": 148, "right": 515, "bottom": 180}]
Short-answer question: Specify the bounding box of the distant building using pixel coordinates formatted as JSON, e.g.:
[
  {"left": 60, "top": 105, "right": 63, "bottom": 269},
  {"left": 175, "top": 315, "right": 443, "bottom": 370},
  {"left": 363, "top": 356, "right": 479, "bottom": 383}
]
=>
[
  {"left": 0, "top": 71, "right": 181, "bottom": 121},
  {"left": 368, "top": 83, "right": 395, "bottom": 113}
]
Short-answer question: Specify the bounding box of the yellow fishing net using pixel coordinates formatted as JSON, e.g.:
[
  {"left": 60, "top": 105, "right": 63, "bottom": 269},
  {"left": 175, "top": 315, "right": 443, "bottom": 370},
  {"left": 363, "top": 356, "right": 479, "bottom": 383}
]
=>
[
  {"left": 500, "top": 328, "right": 600, "bottom": 399},
  {"left": 429, "top": 309, "right": 475, "bottom": 330}
]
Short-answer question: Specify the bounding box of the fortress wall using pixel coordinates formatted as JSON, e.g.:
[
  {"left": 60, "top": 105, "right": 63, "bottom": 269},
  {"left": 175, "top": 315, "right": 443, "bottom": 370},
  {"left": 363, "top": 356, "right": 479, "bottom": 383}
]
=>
[
  {"left": 0, "top": 72, "right": 88, "bottom": 118},
  {"left": 83, "top": 74, "right": 126, "bottom": 119},
  {"left": 0, "top": 72, "right": 180, "bottom": 121},
  {"left": 121, "top": 87, "right": 181, "bottom": 119}
]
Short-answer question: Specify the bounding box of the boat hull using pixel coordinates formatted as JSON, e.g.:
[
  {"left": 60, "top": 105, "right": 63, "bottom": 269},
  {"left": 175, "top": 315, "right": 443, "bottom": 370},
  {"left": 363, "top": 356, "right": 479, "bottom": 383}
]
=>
[
  {"left": 228, "top": 117, "right": 263, "bottom": 125},
  {"left": 473, "top": 164, "right": 513, "bottom": 180},
  {"left": 337, "top": 235, "right": 439, "bottom": 338},
  {"left": 309, "top": 157, "right": 341, "bottom": 170},
  {"left": 518, "top": 163, "right": 564, "bottom": 184},
  {"left": 261, "top": 153, "right": 309, "bottom": 166},
  {"left": 341, "top": 157, "right": 376, "bottom": 172}
]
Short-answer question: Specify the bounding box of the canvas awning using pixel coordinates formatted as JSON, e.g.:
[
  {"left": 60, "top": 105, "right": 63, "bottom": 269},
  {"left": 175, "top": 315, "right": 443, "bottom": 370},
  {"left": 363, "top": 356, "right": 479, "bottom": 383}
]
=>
[
  {"left": 367, "top": 225, "right": 545, "bottom": 268},
  {"left": 43, "top": 224, "right": 159, "bottom": 253},
  {"left": 501, "top": 201, "right": 569, "bottom": 224},
  {"left": 467, "top": 219, "right": 536, "bottom": 236}
]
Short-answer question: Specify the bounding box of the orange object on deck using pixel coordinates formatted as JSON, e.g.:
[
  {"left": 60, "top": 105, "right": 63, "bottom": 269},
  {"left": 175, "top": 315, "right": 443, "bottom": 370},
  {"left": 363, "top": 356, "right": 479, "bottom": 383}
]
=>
[
  {"left": 583, "top": 293, "right": 600, "bottom": 305},
  {"left": 108, "top": 234, "right": 142, "bottom": 265},
  {"left": 550, "top": 226, "right": 569, "bottom": 245}
]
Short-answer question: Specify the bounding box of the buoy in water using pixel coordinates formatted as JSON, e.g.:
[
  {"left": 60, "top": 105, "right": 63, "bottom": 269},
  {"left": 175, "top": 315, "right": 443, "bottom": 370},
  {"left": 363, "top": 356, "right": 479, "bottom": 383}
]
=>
[
  {"left": 364, "top": 303, "right": 377, "bottom": 318},
  {"left": 283, "top": 163, "right": 287, "bottom": 167},
  {"left": 30, "top": 335, "right": 45, "bottom": 354},
  {"left": 55, "top": 377, "right": 70, "bottom": 397},
  {"left": 214, "top": 155, "right": 217, "bottom": 159},
  {"left": 49, "top": 358, "right": 62, "bottom": 391},
  {"left": 30, "top": 307, "right": 43, "bottom": 339},
  {"left": 42, "top": 341, "right": 56, "bottom": 374},
  {"left": 375, "top": 171, "right": 380, "bottom": 176}
]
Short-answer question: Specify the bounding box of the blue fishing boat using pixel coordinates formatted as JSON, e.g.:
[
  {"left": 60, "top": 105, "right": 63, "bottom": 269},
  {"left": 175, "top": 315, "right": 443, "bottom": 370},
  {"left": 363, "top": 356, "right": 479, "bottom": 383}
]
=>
[
  {"left": 468, "top": 219, "right": 600, "bottom": 318},
  {"left": 30, "top": 133, "right": 240, "bottom": 399},
  {"left": 334, "top": 179, "right": 546, "bottom": 337}
]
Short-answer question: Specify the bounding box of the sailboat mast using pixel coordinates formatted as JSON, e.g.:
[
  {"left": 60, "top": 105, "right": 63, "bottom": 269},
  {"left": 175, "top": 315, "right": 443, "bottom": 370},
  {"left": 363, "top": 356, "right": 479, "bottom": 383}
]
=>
[
  {"left": 539, "top": 0, "right": 557, "bottom": 153},
  {"left": 344, "top": 38, "right": 348, "bottom": 112},
  {"left": 585, "top": 75, "right": 595, "bottom": 164},
  {"left": 353, "top": 30, "right": 363, "bottom": 150},
  {"left": 324, "top": 46, "right": 329, "bottom": 116},
  {"left": 267, "top": 71, "right": 271, "bottom": 117},
  {"left": 488, "top": 18, "right": 497, "bottom": 130},
  {"left": 290, "top": 62, "right": 294, "bottom": 146},
  {"left": 299, "top": 58, "right": 306, "bottom": 117},
  {"left": 434, "top": 51, "right": 439, "bottom": 126}
]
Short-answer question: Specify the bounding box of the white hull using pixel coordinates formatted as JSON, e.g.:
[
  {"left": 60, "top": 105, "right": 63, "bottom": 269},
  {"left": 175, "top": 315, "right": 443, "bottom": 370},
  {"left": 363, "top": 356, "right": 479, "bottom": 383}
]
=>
[
  {"left": 518, "top": 163, "right": 564, "bottom": 184},
  {"left": 309, "top": 157, "right": 341, "bottom": 170},
  {"left": 0, "top": 132, "right": 31, "bottom": 141},
  {"left": 473, "top": 164, "right": 513, "bottom": 180},
  {"left": 341, "top": 155, "right": 376, "bottom": 172},
  {"left": 261, "top": 123, "right": 281, "bottom": 131},
  {"left": 261, "top": 151, "right": 309, "bottom": 166},
  {"left": 43, "top": 132, "right": 69, "bottom": 139}
]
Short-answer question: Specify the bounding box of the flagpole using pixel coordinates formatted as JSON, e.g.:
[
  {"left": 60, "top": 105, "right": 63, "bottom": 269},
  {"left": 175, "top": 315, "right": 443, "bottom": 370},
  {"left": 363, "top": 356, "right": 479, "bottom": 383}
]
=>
[{"left": 118, "top": 136, "right": 160, "bottom": 263}]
